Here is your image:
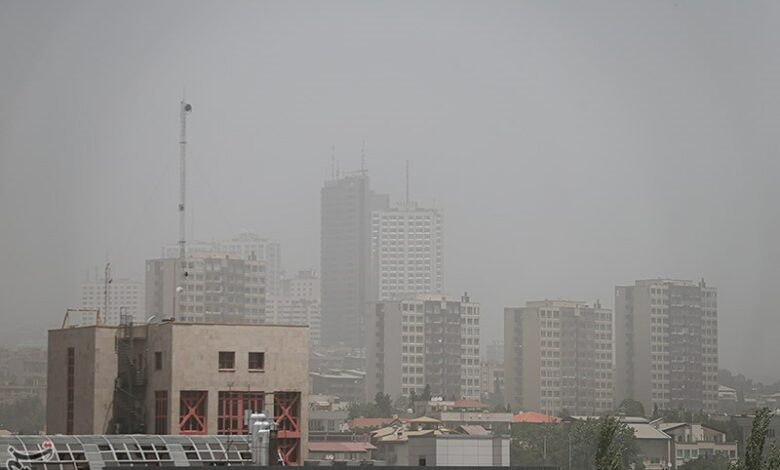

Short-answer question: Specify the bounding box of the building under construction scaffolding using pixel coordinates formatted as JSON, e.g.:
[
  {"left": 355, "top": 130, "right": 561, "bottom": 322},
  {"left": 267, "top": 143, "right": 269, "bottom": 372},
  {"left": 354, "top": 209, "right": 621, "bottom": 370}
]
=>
[{"left": 46, "top": 320, "right": 308, "bottom": 465}]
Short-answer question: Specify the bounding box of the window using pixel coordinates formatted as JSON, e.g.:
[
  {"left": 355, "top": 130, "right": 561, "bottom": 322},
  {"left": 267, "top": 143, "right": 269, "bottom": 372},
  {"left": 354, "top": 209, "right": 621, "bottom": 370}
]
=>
[
  {"left": 248, "top": 352, "right": 265, "bottom": 371},
  {"left": 179, "top": 391, "right": 207, "bottom": 434},
  {"left": 219, "top": 351, "right": 235, "bottom": 370},
  {"left": 217, "top": 391, "right": 264, "bottom": 435},
  {"left": 154, "top": 351, "right": 163, "bottom": 371},
  {"left": 155, "top": 391, "right": 168, "bottom": 434}
]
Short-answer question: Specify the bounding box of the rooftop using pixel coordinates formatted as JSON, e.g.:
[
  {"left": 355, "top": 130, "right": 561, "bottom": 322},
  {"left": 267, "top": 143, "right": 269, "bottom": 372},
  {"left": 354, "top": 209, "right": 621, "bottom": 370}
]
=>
[{"left": 512, "top": 411, "right": 561, "bottom": 424}]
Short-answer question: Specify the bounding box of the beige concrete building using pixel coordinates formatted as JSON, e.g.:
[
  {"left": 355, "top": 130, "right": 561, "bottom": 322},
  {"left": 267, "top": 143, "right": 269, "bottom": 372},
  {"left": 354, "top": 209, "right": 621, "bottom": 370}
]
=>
[
  {"left": 504, "top": 300, "right": 614, "bottom": 416},
  {"left": 615, "top": 279, "right": 718, "bottom": 414},
  {"left": 47, "top": 321, "right": 308, "bottom": 465},
  {"left": 366, "top": 293, "right": 480, "bottom": 402},
  {"left": 145, "top": 254, "right": 265, "bottom": 324}
]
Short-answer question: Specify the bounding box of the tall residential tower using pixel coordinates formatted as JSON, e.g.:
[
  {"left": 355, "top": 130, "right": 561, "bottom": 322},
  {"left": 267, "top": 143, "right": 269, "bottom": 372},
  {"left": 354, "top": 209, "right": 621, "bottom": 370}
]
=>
[
  {"left": 320, "top": 174, "right": 386, "bottom": 347},
  {"left": 614, "top": 279, "right": 718, "bottom": 413},
  {"left": 371, "top": 202, "right": 444, "bottom": 301},
  {"left": 504, "top": 300, "right": 614, "bottom": 416},
  {"left": 366, "top": 293, "right": 481, "bottom": 401}
]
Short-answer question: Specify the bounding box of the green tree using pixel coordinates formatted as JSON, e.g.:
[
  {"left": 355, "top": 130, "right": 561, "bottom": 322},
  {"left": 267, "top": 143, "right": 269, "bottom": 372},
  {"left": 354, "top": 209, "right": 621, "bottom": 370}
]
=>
[
  {"left": 420, "top": 384, "right": 432, "bottom": 401},
  {"left": 511, "top": 417, "right": 636, "bottom": 470},
  {"left": 595, "top": 416, "right": 622, "bottom": 470},
  {"left": 616, "top": 398, "right": 645, "bottom": 418},
  {"left": 730, "top": 407, "right": 780, "bottom": 470},
  {"left": 374, "top": 392, "right": 393, "bottom": 418},
  {"left": 651, "top": 403, "right": 660, "bottom": 419}
]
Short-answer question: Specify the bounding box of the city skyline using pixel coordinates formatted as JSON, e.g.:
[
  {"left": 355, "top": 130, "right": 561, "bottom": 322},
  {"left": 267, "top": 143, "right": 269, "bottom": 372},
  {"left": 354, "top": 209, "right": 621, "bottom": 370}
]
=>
[{"left": 2, "top": 1, "right": 780, "bottom": 383}]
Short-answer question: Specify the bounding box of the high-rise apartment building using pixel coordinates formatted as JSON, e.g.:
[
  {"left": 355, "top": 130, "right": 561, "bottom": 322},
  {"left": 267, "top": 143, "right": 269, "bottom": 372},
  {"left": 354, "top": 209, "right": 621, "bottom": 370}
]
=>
[
  {"left": 371, "top": 202, "right": 444, "bottom": 301},
  {"left": 266, "top": 270, "right": 321, "bottom": 346},
  {"left": 145, "top": 254, "right": 265, "bottom": 324},
  {"left": 163, "top": 232, "right": 282, "bottom": 296},
  {"left": 80, "top": 277, "right": 144, "bottom": 325},
  {"left": 615, "top": 279, "right": 718, "bottom": 413},
  {"left": 366, "top": 293, "right": 480, "bottom": 401},
  {"left": 504, "top": 300, "right": 614, "bottom": 416},
  {"left": 321, "top": 174, "right": 386, "bottom": 347}
]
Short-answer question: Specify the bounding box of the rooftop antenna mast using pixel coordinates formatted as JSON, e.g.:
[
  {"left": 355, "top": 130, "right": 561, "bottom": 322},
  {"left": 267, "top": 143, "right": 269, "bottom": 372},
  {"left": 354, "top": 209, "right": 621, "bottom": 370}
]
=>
[
  {"left": 331, "top": 145, "right": 336, "bottom": 179},
  {"left": 405, "top": 160, "right": 410, "bottom": 206},
  {"left": 179, "top": 99, "right": 192, "bottom": 260},
  {"left": 103, "top": 263, "right": 112, "bottom": 325},
  {"left": 361, "top": 140, "right": 366, "bottom": 176}
]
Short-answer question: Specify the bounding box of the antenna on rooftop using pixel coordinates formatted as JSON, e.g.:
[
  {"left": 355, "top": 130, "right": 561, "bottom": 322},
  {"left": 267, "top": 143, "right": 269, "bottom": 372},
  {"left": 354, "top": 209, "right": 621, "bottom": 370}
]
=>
[
  {"left": 361, "top": 140, "right": 366, "bottom": 176},
  {"left": 179, "top": 99, "right": 193, "bottom": 260},
  {"left": 331, "top": 145, "right": 336, "bottom": 179},
  {"left": 406, "top": 160, "right": 410, "bottom": 205}
]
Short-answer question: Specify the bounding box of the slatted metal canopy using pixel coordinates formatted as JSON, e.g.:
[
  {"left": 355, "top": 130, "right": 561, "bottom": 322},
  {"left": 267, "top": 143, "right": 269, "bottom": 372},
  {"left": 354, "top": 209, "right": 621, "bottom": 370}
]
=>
[{"left": 0, "top": 435, "right": 253, "bottom": 470}]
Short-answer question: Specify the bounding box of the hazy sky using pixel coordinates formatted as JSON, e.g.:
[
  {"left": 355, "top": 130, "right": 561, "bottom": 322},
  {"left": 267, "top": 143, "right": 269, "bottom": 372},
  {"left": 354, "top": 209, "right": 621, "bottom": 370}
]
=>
[{"left": 1, "top": 1, "right": 779, "bottom": 381}]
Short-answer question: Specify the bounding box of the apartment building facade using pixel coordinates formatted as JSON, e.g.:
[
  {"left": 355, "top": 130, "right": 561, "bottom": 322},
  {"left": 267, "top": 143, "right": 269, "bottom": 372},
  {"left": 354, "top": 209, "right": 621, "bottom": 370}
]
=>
[
  {"left": 366, "top": 294, "right": 481, "bottom": 401},
  {"left": 371, "top": 202, "right": 444, "bottom": 301},
  {"left": 163, "top": 232, "right": 282, "bottom": 296},
  {"left": 504, "top": 300, "right": 614, "bottom": 416},
  {"left": 615, "top": 279, "right": 718, "bottom": 413},
  {"left": 145, "top": 254, "right": 265, "bottom": 324}
]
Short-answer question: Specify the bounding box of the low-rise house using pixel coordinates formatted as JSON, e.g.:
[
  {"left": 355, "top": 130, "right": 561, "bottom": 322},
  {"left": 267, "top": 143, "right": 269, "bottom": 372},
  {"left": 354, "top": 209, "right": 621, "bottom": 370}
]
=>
[
  {"left": 566, "top": 416, "right": 674, "bottom": 470},
  {"left": 370, "top": 416, "right": 509, "bottom": 466},
  {"left": 309, "top": 395, "right": 349, "bottom": 432},
  {"left": 307, "top": 432, "right": 376, "bottom": 463},
  {"left": 511, "top": 411, "right": 561, "bottom": 425},
  {"left": 655, "top": 421, "right": 738, "bottom": 467},
  {"left": 348, "top": 417, "right": 403, "bottom": 432},
  {"left": 310, "top": 369, "right": 365, "bottom": 403},
  {"left": 438, "top": 411, "right": 512, "bottom": 433},
  {"left": 625, "top": 419, "right": 674, "bottom": 470}
]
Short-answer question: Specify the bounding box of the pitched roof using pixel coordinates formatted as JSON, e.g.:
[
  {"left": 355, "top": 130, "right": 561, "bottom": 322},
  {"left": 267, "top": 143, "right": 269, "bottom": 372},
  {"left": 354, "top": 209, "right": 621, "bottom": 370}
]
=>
[
  {"left": 512, "top": 411, "right": 561, "bottom": 424},
  {"left": 308, "top": 442, "right": 376, "bottom": 453},
  {"left": 409, "top": 416, "right": 442, "bottom": 424},
  {"left": 627, "top": 423, "right": 672, "bottom": 440},
  {"left": 459, "top": 424, "right": 489, "bottom": 435},
  {"left": 658, "top": 422, "right": 687, "bottom": 432}
]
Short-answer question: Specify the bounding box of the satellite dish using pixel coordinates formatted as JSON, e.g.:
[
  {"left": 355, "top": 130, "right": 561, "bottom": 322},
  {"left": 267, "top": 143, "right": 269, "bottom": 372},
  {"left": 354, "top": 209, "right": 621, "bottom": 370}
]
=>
[{"left": 184, "top": 103, "right": 192, "bottom": 112}]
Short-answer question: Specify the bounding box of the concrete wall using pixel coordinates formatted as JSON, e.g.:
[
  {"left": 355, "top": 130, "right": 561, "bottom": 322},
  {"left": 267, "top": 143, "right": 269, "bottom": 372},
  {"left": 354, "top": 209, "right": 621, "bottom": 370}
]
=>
[
  {"left": 366, "top": 302, "right": 403, "bottom": 402},
  {"left": 615, "top": 285, "right": 653, "bottom": 411},
  {"left": 164, "top": 322, "right": 309, "bottom": 455},
  {"left": 46, "top": 326, "right": 118, "bottom": 434},
  {"left": 407, "top": 436, "right": 509, "bottom": 467},
  {"left": 636, "top": 439, "right": 673, "bottom": 470},
  {"left": 144, "top": 322, "right": 173, "bottom": 433}
]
